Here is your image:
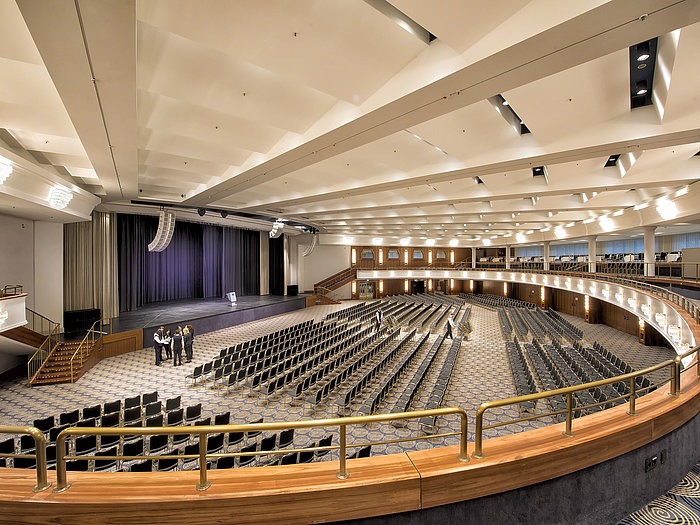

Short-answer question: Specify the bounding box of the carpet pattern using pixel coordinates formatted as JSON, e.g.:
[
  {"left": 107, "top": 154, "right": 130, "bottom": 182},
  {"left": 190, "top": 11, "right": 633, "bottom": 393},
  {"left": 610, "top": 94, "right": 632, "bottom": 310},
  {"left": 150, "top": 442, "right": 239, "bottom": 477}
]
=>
[{"left": 0, "top": 300, "right": 682, "bottom": 461}]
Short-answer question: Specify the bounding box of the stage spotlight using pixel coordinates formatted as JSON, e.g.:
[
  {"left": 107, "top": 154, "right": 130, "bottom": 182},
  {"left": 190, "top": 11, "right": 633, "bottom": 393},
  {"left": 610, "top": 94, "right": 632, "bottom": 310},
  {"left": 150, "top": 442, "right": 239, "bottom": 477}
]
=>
[
  {"left": 220, "top": 211, "right": 228, "bottom": 218},
  {"left": 197, "top": 208, "right": 206, "bottom": 216}
]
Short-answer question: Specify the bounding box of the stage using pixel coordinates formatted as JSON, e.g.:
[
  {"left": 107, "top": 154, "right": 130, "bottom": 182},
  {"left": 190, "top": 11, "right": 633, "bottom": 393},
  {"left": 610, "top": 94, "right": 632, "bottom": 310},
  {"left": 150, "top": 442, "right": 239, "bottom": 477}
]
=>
[{"left": 109, "top": 295, "right": 309, "bottom": 344}]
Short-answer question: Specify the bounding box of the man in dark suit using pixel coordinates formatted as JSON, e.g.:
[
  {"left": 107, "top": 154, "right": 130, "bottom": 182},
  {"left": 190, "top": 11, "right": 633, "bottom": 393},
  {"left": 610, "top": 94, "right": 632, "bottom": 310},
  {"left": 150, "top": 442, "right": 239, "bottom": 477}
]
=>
[
  {"left": 183, "top": 325, "right": 194, "bottom": 362},
  {"left": 173, "top": 326, "right": 183, "bottom": 366}
]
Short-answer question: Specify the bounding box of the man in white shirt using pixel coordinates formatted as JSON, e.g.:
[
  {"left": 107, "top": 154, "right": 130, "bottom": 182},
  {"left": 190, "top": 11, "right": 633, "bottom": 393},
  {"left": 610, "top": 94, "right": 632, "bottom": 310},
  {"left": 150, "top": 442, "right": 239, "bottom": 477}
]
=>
[{"left": 153, "top": 326, "right": 164, "bottom": 366}]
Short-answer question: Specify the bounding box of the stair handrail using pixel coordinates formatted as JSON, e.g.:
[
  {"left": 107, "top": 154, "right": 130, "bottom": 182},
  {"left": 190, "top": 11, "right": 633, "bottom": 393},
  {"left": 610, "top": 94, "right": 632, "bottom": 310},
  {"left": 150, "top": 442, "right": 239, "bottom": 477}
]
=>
[
  {"left": 69, "top": 319, "right": 104, "bottom": 383},
  {"left": 313, "top": 267, "right": 356, "bottom": 290},
  {"left": 25, "top": 307, "right": 60, "bottom": 337},
  {"left": 314, "top": 285, "right": 342, "bottom": 303},
  {"left": 27, "top": 324, "right": 60, "bottom": 386}
]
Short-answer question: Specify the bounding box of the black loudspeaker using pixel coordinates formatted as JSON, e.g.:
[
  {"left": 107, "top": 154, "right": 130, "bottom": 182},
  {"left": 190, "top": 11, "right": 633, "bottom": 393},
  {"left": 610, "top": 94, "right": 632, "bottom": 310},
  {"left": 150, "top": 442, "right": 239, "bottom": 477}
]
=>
[
  {"left": 64, "top": 308, "right": 101, "bottom": 339},
  {"left": 286, "top": 285, "right": 298, "bottom": 296}
]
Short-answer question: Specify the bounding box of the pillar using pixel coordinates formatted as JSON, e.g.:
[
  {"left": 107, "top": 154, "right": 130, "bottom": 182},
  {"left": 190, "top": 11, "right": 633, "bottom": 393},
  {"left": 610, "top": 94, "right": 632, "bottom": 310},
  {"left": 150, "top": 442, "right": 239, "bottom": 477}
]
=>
[
  {"left": 588, "top": 235, "right": 597, "bottom": 274},
  {"left": 471, "top": 246, "right": 476, "bottom": 269},
  {"left": 505, "top": 245, "right": 511, "bottom": 269},
  {"left": 543, "top": 242, "right": 550, "bottom": 271},
  {"left": 644, "top": 226, "right": 656, "bottom": 277}
]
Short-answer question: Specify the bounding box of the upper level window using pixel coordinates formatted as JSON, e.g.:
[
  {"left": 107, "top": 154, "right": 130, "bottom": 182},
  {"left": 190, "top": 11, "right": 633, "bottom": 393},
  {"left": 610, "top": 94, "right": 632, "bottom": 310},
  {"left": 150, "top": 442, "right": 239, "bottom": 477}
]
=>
[
  {"left": 413, "top": 250, "right": 424, "bottom": 259},
  {"left": 436, "top": 250, "right": 447, "bottom": 259},
  {"left": 388, "top": 249, "right": 399, "bottom": 259},
  {"left": 361, "top": 249, "right": 374, "bottom": 259}
]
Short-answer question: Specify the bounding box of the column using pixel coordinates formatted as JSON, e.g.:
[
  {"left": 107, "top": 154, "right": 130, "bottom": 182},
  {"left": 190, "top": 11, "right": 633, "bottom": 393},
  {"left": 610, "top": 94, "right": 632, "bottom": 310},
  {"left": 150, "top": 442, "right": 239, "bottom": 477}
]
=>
[
  {"left": 505, "top": 245, "right": 511, "bottom": 269},
  {"left": 471, "top": 246, "right": 476, "bottom": 269},
  {"left": 644, "top": 226, "right": 656, "bottom": 277},
  {"left": 543, "top": 241, "right": 550, "bottom": 271},
  {"left": 588, "top": 235, "right": 597, "bottom": 274}
]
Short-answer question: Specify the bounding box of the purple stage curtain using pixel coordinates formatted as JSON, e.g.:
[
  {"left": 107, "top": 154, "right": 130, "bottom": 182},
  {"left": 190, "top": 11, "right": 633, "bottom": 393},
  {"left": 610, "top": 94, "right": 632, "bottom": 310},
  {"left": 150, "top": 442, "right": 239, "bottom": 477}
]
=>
[{"left": 118, "top": 214, "right": 260, "bottom": 312}]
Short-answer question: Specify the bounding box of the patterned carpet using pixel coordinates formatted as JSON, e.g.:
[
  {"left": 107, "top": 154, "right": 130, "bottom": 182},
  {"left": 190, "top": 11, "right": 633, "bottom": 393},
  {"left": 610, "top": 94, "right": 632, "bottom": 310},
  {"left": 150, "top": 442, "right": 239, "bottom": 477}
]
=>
[
  {"left": 619, "top": 464, "right": 700, "bottom": 524},
  {"left": 0, "top": 300, "right": 684, "bottom": 460}
]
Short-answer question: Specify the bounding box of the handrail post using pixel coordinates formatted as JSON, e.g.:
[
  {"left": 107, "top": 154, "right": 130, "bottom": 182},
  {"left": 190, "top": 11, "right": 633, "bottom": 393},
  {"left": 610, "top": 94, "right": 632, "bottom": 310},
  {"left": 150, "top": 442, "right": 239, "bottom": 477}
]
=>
[
  {"left": 53, "top": 432, "right": 70, "bottom": 493},
  {"left": 196, "top": 432, "right": 211, "bottom": 491},
  {"left": 336, "top": 424, "right": 349, "bottom": 480},
  {"left": 473, "top": 408, "right": 484, "bottom": 458},
  {"left": 563, "top": 393, "right": 574, "bottom": 437},
  {"left": 29, "top": 428, "right": 52, "bottom": 492},
  {"left": 457, "top": 410, "right": 469, "bottom": 462},
  {"left": 627, "top": 377, "right": 637, "bottom": 416}
]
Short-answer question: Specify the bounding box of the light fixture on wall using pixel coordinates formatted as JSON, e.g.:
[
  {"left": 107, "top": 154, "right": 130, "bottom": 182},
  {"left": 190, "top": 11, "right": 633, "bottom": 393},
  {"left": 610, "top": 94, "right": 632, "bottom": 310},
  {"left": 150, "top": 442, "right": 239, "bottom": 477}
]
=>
[
  {"left": 640, "top": 303, "right": 651, "bottom": 317},
  {"left": 404, "top": 249, "right": 409, "bottom": 264},
  {"left": 378, "top": 249, "right": 383, "bottom": 264},
  {"left": 584, "top": 295, "right": 590, "bottom": 312},
  {"left": 379, "top": 280, "right": 384, "bottom": 294},
  {"left": 47, "top": 185, "right": 73, "bottom": 210},
  {"left": 352, "top": 281, "right": 357, "bottom": 294},
  {"left": 269, "top": 221, "right": 284, "bottom": 238},
  {"left": 655, "top": 312, "right": 667, "bottom": 328},
  {"left": 450, "top": 279, "right": 454, "bottom": 290},
  {"left": 450, "top": 250, "right": 455, "bottom": 264},
  {"left": 428, "top": 250, "right": 433, "bottom": 264},
  {"left": 0, "top": 157, "right": 12, "bottom": 184},
  {"left": 148, "top": 209, "right": 176, "bottom": 252},
  {"left": 351, "top": 248, "right": 357, "bottom": 265},
  {"left": 469, "top": 280, "right": 474, "bottom": 291},
  {"left": 428, "top": 279, "right": 433, "bottom": 291},
  {"left": 404, "top": 279, "right": 409, "bottom": 293},
  {"left": 503, "top": 282, "right": 508, "bottom": 296}
]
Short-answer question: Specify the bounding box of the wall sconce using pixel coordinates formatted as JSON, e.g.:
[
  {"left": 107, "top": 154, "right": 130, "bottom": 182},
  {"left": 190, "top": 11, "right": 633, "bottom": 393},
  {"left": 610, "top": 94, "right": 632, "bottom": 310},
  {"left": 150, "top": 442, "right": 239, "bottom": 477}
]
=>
[
  {"left": 379, "top": 280, "right": 384, "bottom": 294},
  {"left": 378, "top": 249, "right": 383, "bottom": 264},
  {"left": 655, "top": 312, "right": 667, "bottom": 328},
  {"left": 450, "top": 250, "right": 455, "bottom": 264},
  {"left": 351, "top": 248, "right": 357, "bottom": 265},
  {"left": 584, "top": 295, "right": 589, "bottom": 312},
  {"left": 640, "top": 303, "right": 651, "bottom": 316},
  {"left": 351, "top": 281, "right": 356, "bottom": 294},
  {"left": 404, "top": 279, "right": 409, "bottom": 293},
  {"left": 614, "top": 292, "right": 623, "bottom": 303},
  {"left": 540, "top": 286, "right": 545, "bottom": 302},
  {"left": 668, "top": 325, "right": 680, "bottom": 342},
  {"left": 503, "top": 282, "right": 508, "bottom": 296},
  {"left": 450, "top": 279, "right": 455, "bottom": 290},
  {"left": 428, "top": 250, "right": 433, "bottom": 264},
  {"left": 628, "top": 298, "right": 637, "bottom": 310},
  {"left": 404, "top": 249, "right": 409, "bottom": 264},
  {"left": 428, "top": 279, "right": 433, "bottom": 291},
  {"left": 469, "top": 280, "right": 474, "bottom": 291}
]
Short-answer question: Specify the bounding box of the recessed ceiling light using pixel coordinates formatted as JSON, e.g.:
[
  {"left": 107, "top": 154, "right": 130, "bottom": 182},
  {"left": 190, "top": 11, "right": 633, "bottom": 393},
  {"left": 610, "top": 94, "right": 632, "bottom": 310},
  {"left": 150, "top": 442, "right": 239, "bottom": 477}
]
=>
[{"left": 636, "top": 80, "right": 648, "bottom": 95}]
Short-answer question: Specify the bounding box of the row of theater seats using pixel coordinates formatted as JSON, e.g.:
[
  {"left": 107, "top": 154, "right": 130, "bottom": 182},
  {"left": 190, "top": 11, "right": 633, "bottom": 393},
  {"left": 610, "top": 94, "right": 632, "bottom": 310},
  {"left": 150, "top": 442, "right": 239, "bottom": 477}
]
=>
[
  {"left": 324, "top": 301, "right": 382, "bottom": 325},
  {"left": 187, "top": 322, "right": 364, "bottom": 396},
  {"left": 391, "top": 334, "right": 447, "bottom": 415},
  {"left": 419, "top": 337, "right": 462, "bottom": 432},
  {"left": 460, "top": 293, "right": 534, "bottom": 310},
  {"left": 505, "top": 338, "right": 537, "bottom": 410},
  {"left": 547, "top": 309, "right": 583, "bottom": 339},
  {"left": 356, "top": 330, "right": 421, "bottom": 415},
  {"left": 324, "top": 302, "right": 367, "bottom": 321}
]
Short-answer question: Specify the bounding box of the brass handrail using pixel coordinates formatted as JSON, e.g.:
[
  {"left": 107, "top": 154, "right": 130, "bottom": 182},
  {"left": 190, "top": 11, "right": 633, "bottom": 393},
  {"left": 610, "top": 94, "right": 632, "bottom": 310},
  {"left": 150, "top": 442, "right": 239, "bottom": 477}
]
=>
[
  {"left": 27, "top": 324, "right": 61, "bottom": 386},
  {"left": 25, "top": 307, "right": 60, "bottom": 336},
  {"left": 53, "top": 407, "right": 469, "bottom": 492},
  {"left": 69, "top": 319, "right": 104, "bottom": 383},
  {"left": 0, "top": 284, "right": 23, "bottom": 297},
  {"left": 472, "top": 343, "right": 700, "bottom": 458},
  {"left": 0, "top": 426, "right": 51, "bottom": 492}
]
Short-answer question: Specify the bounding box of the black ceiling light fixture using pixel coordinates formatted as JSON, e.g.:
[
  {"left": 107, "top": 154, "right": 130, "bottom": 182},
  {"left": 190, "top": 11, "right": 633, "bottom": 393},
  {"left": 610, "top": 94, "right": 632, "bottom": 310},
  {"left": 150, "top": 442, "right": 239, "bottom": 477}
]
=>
[
  {"left": 532, "top": 166, "right": 549, "bottom": 184},
  {"left": 605, "top": 154, "right": 621, "bottom": 167},
  {"left": 629, "top": 38, "right": 657, "bottom": 109},
  {"left": 490, "top": 94, "right": 530, "bottom": 135},
  {"left": 220, "top": 211, "right": 228, "bottom": 218},
  {"left": 197, "top": 208, "right": 206, "bottom": 216}
]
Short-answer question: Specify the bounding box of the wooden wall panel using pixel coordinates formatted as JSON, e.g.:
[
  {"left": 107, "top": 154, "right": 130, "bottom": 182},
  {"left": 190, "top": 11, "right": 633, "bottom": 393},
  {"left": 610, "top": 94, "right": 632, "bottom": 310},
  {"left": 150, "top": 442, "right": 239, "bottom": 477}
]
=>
[
  {"left": 601, "top": 301, "right": 639, "bottom": 337},
  {"left": 101, "top": 330, "right": 142, "bottom": 359}
]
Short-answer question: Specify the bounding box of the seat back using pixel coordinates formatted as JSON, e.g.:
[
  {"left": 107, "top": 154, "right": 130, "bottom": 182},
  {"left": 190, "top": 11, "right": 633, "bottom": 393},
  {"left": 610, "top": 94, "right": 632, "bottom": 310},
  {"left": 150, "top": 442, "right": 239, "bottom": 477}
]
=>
[{"left": 142, "top": 391, "right": 158, "bottom": 405}]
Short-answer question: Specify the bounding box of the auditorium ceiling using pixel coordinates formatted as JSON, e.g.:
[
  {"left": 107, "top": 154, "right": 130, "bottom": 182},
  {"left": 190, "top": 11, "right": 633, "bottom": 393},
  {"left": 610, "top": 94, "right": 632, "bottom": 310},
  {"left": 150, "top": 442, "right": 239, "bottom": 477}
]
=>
[{"left": 0, "top": 0, "right": 699, "bottom": 244}]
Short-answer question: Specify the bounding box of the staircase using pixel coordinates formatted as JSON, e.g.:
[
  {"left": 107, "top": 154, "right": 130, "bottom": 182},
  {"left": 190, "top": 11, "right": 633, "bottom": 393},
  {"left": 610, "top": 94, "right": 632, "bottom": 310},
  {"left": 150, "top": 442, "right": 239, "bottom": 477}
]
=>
[
  {"left": 30, "top": 338, "right": 101, "bottom": 385},
  {"left": 314, "top": 267, "right": 357, "bottom": 304}
]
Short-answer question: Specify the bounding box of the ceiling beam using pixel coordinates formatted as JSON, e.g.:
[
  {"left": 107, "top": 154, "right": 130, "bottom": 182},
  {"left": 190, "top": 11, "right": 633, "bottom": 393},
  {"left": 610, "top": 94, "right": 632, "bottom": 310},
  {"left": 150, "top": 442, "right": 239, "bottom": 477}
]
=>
[{"left": 185, "top": 0, "right": 700, "bottom": 206}]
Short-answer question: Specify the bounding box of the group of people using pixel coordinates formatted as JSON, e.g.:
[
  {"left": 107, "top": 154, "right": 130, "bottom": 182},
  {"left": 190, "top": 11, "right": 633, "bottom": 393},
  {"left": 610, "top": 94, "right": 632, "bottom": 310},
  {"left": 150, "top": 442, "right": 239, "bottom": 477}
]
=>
[{"left": 153, "top": 324, "right": 195, "bottom": 366}]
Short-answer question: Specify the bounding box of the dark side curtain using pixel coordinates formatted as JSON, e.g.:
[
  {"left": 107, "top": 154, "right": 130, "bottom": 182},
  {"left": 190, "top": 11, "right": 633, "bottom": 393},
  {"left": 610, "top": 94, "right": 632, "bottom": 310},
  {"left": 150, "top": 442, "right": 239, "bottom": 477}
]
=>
[
  {"left": 118, "top": 214, "right": 260, "bottom": 312},
  {"left": 269, "top": 235, "right": 285, "bottom": 296}
]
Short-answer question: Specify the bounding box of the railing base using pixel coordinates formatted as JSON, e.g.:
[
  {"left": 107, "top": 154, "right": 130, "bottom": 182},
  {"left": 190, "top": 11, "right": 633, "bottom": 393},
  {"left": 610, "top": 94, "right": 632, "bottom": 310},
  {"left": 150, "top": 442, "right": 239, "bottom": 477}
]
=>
[
  {"left": 336, "top": 471, "right": 350, "bottom": 480},
  {"left": 33, "top": 482, "right": 52, "bottom": 493},
  {"left": 626, "top": 410, "right": 638, "bottom": 416},
  {"left": 472, "top": 453, "right": 485, "bottom": 459},
  {"left": 562, "top": 431, "right": 575, "bottom": 438},
  {"left": 53, "top": 482, "right": 71, "bottom": 494},
  {"left": 196, "top": 481, "right": 212, "bottom": 491},
  {"left": 457, "top": 454, "right": 469, "bottom": 462}
]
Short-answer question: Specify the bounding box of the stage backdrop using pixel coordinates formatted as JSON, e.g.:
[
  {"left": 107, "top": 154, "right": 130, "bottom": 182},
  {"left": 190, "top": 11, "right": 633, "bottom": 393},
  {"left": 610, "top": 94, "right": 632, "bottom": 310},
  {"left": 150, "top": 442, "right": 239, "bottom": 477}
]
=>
[{"left": 118, "top": 214, "right": 260, "bottom": 312}]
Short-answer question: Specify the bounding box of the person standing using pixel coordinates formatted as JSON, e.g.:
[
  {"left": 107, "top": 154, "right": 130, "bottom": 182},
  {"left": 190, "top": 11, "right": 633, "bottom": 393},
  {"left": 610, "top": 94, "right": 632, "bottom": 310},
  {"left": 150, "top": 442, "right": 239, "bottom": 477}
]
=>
[
  {"left": 375, "top": 309, "right": 382, "bottom": 332},
  {"left": 173, "top": 326, "right": 183, "bottom": 366},
  {"left": 163, "top": 329, "right": 172, "bottom": 360},
  {"left": 153, "top": 326, "right": 164, "bottom": 366},
  {"left": 446, "top": 316, "right": 455, "bottom": 340},
  {"left": 183, "top": 325, "right": 193, "bottom": 363}
]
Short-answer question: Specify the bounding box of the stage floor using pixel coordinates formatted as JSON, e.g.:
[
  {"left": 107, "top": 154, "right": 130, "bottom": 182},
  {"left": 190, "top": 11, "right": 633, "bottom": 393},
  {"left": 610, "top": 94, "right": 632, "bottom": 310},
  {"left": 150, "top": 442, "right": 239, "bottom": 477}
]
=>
[{"left": 111, "top": 295, "right": 309, "bottom": 334}]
